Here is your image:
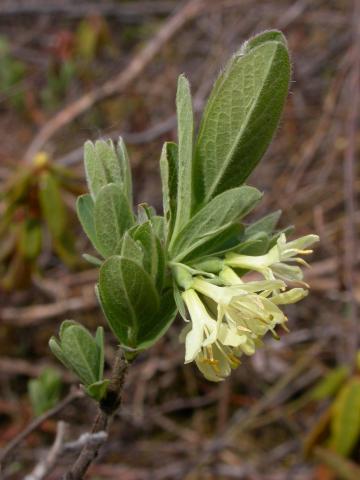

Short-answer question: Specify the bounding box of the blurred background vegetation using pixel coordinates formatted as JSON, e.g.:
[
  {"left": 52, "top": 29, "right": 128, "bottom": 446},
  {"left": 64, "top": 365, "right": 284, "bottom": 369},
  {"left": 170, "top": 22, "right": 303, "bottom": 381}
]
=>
[{"left": 0, "top": 0, "right": 359, "bottom": 479}]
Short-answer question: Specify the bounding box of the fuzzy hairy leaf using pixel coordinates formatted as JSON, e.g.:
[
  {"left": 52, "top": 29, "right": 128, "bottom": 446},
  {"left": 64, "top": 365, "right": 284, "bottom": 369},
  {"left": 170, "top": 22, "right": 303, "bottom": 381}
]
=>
[
  {"left": 116, "top": 137, "right": 133, "bottom": 204},
  {"left": 94, "top": 184, "right": 134, "bottom": 257},
  {"left": 151, "top": 216, "right": 166, "bottom": 243},
  {"left": 172, "top": 75, "right": 194, "bottom": 238},
  {"left": 98, "top": 256, "right": 160, "bottom": 348},
  {"left": 121, "top": 231, "right": 144, "bottom": 265},
  {"left": 245, "top": 210, "right": 281, "bottom": 237},
  {"left": 160, "top": 141, "right": 178, "bottom": 239},
  {"left": 234, "top": 232, "right": 270, "bottom": 256},
  {"left": 76, "top": 193, "right": 99, "bottom": 251},
  {"left": 169, "top": 186, "right": 262, "bottom": 261},
  {"left": 193, "top": 34, "right": 290, "bottom": 204},
  {"left": 136, "top": 289, "right": 177, "bottom": 350},
  {"left": 137, "top": 203, "right": 156, "bottom": 224},
  {"left": 132, "top": 222, "right": 165, "bottom": 290},
  {"left": 60, "top": 324, "right": 100, "bottom": 386},
  {"left": 94, "top": 326, "right": 105, "bottom": 381},
  {"left": 84, "top": 138, "right": 132, "bottom": 202},
  {"left": 241, "top": 30, "right": 287, "bottom": 54},
  {"left": 184, "top": 223, "right": 243, "bottom": 262},
  {"left": 86, "top": 379, "right": 109, "bottom": 401}
]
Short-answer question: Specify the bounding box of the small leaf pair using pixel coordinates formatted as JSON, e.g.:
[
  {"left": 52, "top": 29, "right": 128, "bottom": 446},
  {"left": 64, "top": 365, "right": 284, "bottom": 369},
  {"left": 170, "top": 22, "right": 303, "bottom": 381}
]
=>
[
  {"left": 77, "top": 139, "right": 134, "bottom": 260},
  {"left": 49, "top": 321, "right": 109, "bottom": 401}
]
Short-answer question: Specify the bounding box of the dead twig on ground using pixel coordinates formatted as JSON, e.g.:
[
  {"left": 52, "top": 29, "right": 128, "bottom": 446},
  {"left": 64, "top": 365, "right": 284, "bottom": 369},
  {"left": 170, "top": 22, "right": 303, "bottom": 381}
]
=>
[
  {"left": 24, "top": 421, "right": 67, "bottom": 480},
  {"left": 0, "top": 388, "right": 83, "bottom": 471},
  {"left": 1, "top": 289, "right": 97, "bottom": 326},
  {"left": 0, "top": 1, "right": 175, "bottom": 19}
]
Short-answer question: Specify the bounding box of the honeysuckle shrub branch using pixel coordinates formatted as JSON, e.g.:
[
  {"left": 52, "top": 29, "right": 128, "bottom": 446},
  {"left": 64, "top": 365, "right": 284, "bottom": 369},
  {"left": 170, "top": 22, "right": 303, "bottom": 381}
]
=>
[{"left": 50, "top": 30, "right": 319, "bottom": 396}]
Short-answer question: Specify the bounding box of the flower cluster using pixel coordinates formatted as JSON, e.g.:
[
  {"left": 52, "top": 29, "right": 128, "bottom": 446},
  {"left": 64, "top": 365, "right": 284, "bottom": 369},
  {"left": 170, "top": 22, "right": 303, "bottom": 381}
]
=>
[{"left": 177, "top": 233, "right": 319, "bottom": 381}]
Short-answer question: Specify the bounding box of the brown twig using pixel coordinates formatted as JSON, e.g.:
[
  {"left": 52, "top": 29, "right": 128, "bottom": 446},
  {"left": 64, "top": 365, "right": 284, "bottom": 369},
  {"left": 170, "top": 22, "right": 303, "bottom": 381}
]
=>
[
  {"left": 0, "top": 1, "right": 175, "bottom": 18},
  {"left": 0, "top": 357, "right": 74, "bottom": 381},
  {"left": 0, "top": 388, "right": 83, "bottom": 470},
  {"left": 0, "top": 290, "right": 98, "bottom": 326},
  {"left": 23, "top": 0, "right": 207, "bottom": 163},
  {"left": 63, "top": 348, "right": 128, "bottom": 480},
  {"left": 25, "top": 421, "right": 67, "bottom": 480}
]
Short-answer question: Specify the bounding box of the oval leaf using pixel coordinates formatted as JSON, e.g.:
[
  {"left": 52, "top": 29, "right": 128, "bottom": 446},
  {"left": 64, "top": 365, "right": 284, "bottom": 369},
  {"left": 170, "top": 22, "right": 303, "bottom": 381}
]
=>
[
  {"left": 193, "top": 38, "right": 290, "bottom": 204},
  {"left": 172, "top": 75, "right": 194, "bottom": 238},
  {"left": 84, "top": 138, "right": 133, "bottom": 203},
  {"left": 169, "top": 186, "right": 262, "bottom": 261},
  {"left": 94, "top": 184, "right": 134, "bottom": 257},
  {"left": 61, "top": 324, "right": 100, "bottom": 386},
  {"left": 98, "top": 256, "right": 160, "bottom": 348}
]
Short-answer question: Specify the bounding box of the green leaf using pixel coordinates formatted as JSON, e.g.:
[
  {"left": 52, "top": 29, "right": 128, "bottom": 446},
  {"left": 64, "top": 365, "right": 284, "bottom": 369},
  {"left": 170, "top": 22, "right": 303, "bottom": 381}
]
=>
[
  {"left": 98, "top": 256, "right": 160, "bottom": 348},
  {"left": 241, "top": 30, "right": 287, "bottom": 54},
  {"left": 121, "top": 231, "right": 144, "bottom": 265},
  {"left": 49, "top": 337, "right": 73, "bottom": 372},
  {"left": 39, "top": 171, "right": 67, "bottom": 238},
  {"left": 94, "top": 184, "right": 134, "bottom": 257},
  {"left": 94, "top": 326, "right": 105, "bottom": 380},
  {"left": 194, "top": 36, "right": 290, "bottom": 204},
  {"left": 84, "top": 138, "right": 133, "bottom": 202},
  {"left": 136, "top": 289, "right": 177, "bottom": 350},
  {"left": 330, "top": 378, "right": 360, "bottom": 456},
  {"left": 184, "top": 223, "right": 243, "bottom": 262},
  {"left": 76, "top": 193, "right": 100, "bottom": 251},
  {"left": 172, "top": 75, "right": 194, "bottom": 238},
  {"left": 160, "top": 141, "right": 178, "bottom": 239},
  {"left": 59, "top": 319, "right": 78, "bottom": 339},
  {"left": 245, "top": 210, "right": 281, "bottom": 237},
  {"left": 309, "top": 366, "right": 349, "bottom": 401},
  {"left": 137, "top": 203, "right": 156, "bottom": 223},
  {"left": 116, "top": 136, "right": 133, "bottom": 205},
  {"left": 132, "top": 222, "right": 165, "bottom": 290},
  {"left": 169, "top": 186, "right": 262, "bottom": 261},
  {"left": 173, "top": 282, "right": 188, "bottom": 321},
  {"left": 61, "top": 324, "right": 100, "bottom": 385},
  {"left": 151, "top": 216, "right": 166, "bottom": 243},
  {"left": 86, "top": 379, "right": 110, "bottom": 402},
  {"left": 234, "top": 232, "right": 270, "bottom": 256}
]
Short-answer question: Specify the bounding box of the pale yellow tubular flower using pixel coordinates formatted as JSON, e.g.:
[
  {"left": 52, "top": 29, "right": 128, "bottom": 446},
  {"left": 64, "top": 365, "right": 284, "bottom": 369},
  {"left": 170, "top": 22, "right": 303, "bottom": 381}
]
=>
[
  {"left": 191, "top": 276, "right": 288, "bottom": 346},
  {"left": 225, "top": 233, "right": 319, "bottom": 284},
  {"left": 181, "top": 289, "right": 242, "bottom": 381},
  {"left": 220, "top": 266, "right": 308, "bottom": 306},
  {"left": 195, "top": 344, "right": 234, "bottom": 382},
  {"left": 181, "top": 289, "right": 218, "bottom": 363},
  {"left": 270, "top": 288, "right": 308, "bottom": 305}
]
